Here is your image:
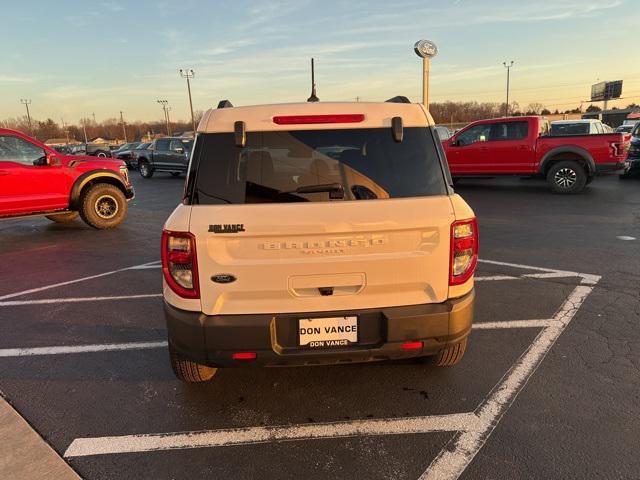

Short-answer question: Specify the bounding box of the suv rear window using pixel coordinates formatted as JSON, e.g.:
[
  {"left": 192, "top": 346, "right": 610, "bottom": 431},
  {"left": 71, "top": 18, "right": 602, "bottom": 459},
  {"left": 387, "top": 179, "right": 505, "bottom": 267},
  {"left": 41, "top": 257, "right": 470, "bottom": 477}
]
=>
[{"left": 189, "top": 127, "right": 447, "bottom": 204}]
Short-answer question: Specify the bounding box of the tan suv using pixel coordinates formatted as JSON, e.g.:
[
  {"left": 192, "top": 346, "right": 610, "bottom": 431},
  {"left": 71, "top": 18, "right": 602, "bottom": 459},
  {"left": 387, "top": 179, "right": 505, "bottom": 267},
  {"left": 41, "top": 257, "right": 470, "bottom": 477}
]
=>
[{"left": 161, "top": 99, "right": 478, "bottom": 382}]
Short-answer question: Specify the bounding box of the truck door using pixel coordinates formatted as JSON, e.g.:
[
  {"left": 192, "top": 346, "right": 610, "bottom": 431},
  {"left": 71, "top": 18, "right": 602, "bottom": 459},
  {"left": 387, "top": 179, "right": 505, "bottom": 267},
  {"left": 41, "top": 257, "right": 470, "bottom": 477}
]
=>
[
  {"left": 168, "top": 139, "right": 188, "bottom": 171},
  {"left": 152, "top": 139, "right": 171, "bottom": 170},
  {"left": 0, "top": 134, "right": 68, "bottom": 216},
  {"left": 485, "top": 120, "right": 534, "bottom": 173},
  {"left": 446, "top": 123, "right": 492, "bottom": 174}
]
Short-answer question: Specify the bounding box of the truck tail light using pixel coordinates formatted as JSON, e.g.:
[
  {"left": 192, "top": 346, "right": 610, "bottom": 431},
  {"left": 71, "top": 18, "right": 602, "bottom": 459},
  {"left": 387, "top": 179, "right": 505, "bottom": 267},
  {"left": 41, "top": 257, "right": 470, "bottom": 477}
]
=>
[
  {"left": 162, "top": 230, "right": 200, "bottom": 299},
  {"left": 450, "top": 218, "right": 479, "bottom": 286},
  {"left": 611, "top": 140, "right": 629, "bottom": 157}
]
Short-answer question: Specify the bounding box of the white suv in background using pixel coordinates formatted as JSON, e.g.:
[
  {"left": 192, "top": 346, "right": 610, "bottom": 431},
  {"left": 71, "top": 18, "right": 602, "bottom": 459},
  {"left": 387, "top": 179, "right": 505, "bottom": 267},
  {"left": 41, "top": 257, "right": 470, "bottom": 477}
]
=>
[{"left": 161, "top": 99, "right": 478, "bottom": 382}]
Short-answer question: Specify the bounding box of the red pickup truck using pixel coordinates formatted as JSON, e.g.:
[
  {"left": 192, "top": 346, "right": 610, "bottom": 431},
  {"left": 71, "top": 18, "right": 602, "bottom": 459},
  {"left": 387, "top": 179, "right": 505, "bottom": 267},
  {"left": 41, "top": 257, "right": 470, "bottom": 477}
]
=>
[
  {"left": 0, "top": 128, "right": 134, "bottom": 228},
  {"left": 443, "top": 116, "right": 629, "bottom": 193}
]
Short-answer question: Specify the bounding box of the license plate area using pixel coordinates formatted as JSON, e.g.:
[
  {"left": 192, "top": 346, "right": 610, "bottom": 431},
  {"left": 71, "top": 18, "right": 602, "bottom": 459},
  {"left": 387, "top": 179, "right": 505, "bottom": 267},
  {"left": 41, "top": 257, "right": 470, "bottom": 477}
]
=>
[{"left": 298, "top": 316, "right": 358, "bottom": 349}]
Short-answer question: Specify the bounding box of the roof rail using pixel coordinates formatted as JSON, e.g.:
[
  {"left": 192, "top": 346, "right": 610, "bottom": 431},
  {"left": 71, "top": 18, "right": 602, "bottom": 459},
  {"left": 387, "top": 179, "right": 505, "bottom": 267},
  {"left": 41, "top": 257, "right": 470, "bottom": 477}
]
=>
[
  {"left": 217, "top": 100, "right": 233, "bottom": 109},
  {"left": 385, "top": 96, "right": 411, "bottom": 104}
]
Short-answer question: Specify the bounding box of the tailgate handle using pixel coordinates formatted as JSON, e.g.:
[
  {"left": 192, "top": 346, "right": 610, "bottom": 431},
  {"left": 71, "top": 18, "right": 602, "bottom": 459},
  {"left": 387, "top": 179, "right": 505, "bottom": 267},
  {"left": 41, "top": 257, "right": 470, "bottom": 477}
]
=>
[{"left": 289, "top": 273, "right": 365, "bottom": 297}]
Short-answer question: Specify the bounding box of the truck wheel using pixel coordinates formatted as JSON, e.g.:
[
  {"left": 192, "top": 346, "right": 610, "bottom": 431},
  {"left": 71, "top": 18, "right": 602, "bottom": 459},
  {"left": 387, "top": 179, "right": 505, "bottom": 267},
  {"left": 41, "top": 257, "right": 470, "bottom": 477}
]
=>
[
  {"left": 139, "top": 161, "right": 153, "bottom": 178},
  {"left": 79, "top": 183, "right": 128, "bottom": 229},
  {"left": 546, "top": 160, "right": 587, "bottom": 194},
  {"left": 45, "top": 212, "right": 79, "bottom": 224},
  {"left": 96, "top": 150, "right": 108, "bottom": 158},
  {"left": 432, "top": 338, "right": 468, "bottom": 367},
  {"left": 169, "top": 345, "right": 217, "bottom": 383}
]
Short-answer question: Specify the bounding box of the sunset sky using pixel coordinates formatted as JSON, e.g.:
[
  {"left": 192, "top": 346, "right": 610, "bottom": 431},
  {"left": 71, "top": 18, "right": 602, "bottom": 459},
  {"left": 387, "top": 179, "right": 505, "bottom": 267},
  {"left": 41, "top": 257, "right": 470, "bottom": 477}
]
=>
[{"left": 2, "top": 0, "right": 638, "bottom": 123}]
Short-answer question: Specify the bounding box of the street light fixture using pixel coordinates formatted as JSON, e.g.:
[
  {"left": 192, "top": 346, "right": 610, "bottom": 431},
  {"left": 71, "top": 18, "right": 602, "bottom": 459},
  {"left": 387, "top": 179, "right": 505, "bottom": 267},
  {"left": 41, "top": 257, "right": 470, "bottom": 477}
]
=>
[
  {"left": 503, "top": 61, "right": 514, "bottom": 116},
  {"left": 179, "top": 69, "right": 197, "bottom": 134},
  {"left": 414, "top": 40, "right": 438, "bottom": 109}
]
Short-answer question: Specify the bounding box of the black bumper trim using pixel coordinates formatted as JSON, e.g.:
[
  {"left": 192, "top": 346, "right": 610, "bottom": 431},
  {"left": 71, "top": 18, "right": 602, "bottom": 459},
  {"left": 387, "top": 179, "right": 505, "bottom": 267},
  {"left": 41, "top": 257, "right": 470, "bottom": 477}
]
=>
[{"left": 165, "top": 290, "right": 475, "bottom": 367}]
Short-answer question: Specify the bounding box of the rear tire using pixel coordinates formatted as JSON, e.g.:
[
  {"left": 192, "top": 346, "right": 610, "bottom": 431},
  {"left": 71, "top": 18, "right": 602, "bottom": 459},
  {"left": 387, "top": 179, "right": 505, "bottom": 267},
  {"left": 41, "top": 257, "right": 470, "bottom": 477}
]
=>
[
  {"left": 95, "top": 150, "right": 109, "bottom": 158},
  {"left": 417, "top": 338, "right": 468, "bottom": 367},
  {"left": 169, "top": 345, "right": 217, "bottom": 383},
  {"left": 79, "top": 183, "right": 128, "bottom": 229},
  {"left": 139, "top": 160, "right": 154, "bottom": 178},
  {"left": 45, "top": 212, "right": 79, "bottom": 224},
  {"left": 546, "top": 160, "right": 587, "bottom": 194}
]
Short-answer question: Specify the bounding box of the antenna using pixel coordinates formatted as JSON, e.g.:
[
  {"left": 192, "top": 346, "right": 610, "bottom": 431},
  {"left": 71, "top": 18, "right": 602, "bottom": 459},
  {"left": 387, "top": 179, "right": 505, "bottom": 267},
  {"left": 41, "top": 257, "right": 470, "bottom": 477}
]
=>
[{"left": 307, "top": 58, "right": 319, "bottom": 102}]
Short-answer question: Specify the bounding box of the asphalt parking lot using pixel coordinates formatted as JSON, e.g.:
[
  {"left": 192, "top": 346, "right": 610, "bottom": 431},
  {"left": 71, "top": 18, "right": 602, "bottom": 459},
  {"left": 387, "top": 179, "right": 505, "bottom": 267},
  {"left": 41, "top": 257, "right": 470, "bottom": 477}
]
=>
[{"left": 1, "top": 173, "right": 639, "bottom": 479}]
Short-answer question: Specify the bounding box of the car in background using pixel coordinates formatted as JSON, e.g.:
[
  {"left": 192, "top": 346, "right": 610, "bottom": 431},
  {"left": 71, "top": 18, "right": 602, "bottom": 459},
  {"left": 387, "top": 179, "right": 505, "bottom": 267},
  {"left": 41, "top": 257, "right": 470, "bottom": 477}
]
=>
[
  {"left": 444, "top": 116, "right": 629, "bottom": 193},
  {"left": 621, "top": 123, "right": 640, "bottom": 178},
  {"left": 616, "top": 125, "right": 635, "bottom": 134},
  {"left": 0, "top": 128, "right": 134, "bottom": 229},
  {"left": 550, "top": 119, "right": 607, "bottom": 136},
  {"left": 434, "top": 125, "right": 452, "bottom": 141},
  {"left": 67, "top": 143, "right": 112, "bottom": 158},
  {"left": 112, "top": 142, "right": 142, "bottom": 168},
  {"left": 135, "top": 137, "right": 194, "bottom": 178}
]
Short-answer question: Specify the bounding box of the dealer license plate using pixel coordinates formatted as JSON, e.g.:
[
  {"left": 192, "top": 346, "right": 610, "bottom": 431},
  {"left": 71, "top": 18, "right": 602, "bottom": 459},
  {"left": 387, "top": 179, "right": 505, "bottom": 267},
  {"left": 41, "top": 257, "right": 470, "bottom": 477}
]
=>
[{"left": 298, "top": 316, "right": 358, "bottom": 348}]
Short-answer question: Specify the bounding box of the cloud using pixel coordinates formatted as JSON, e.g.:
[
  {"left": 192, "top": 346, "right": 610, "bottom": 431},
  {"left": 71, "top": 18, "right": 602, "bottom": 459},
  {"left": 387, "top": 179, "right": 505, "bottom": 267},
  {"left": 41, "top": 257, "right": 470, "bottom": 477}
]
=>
[{"left": 101, "top": 2, "right": 125, "bottom": 12}]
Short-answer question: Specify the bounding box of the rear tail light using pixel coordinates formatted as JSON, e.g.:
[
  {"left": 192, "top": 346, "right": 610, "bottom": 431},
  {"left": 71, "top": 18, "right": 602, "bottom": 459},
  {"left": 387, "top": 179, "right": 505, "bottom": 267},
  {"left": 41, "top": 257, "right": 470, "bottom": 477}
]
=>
[
  {"left": 611, "top": 141, "right": 629, "bottom": 157},
  {"left": 450, "top": 218, "right": 479, "bottom": 286},
  {"left": 161, "top": 230, "right": 199, "bottom": 299}
]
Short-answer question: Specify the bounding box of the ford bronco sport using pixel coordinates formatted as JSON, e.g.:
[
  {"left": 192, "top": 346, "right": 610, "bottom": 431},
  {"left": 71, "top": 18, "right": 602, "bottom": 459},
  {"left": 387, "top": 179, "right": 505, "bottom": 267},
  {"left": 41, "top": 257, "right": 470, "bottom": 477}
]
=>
[
  {"left": 0, "top": 128, "right": 134, "bottom": 229},
  {"left": 162, "top": 100, "right": 478, "bottom": 382}
]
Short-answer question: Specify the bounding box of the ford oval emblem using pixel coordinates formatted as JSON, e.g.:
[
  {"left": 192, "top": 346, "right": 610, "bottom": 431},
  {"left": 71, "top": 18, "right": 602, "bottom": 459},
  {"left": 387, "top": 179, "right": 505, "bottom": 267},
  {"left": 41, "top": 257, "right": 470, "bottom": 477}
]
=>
[{"left": 211, "top": 274, "right": 236, "bottom": 284}]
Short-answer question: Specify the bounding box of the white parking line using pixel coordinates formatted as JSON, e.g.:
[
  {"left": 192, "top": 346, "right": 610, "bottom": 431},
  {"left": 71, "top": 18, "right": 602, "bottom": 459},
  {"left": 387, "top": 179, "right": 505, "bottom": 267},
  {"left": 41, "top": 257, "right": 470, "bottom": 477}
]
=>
[
  {"left": 0, "top": 341, "right": 167, "bottom": 358},
  {"left": 0, "top": 260, "right": 160, "bottom": 301},
  {"left": 421, "top": 283, "right": 595, "bottom": 480},
  {"left": 472, "top": 319, "right": 554, "bottom": 330},
  {"left": 0, "top": 293, "right": 162, "bottom": 307},
  {"left": 64, "top": 412, "right": 481, "bottom": 457},
  {"left": 475, "top": 275, "right": 519, "bottom": 281}
]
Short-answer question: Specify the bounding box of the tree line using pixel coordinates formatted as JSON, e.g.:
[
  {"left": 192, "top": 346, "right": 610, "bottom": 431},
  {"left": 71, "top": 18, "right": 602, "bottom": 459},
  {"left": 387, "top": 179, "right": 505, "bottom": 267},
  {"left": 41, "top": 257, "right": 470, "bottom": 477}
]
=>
[{"left": 0, "top": 111, "right": 204, "bottom": 143}]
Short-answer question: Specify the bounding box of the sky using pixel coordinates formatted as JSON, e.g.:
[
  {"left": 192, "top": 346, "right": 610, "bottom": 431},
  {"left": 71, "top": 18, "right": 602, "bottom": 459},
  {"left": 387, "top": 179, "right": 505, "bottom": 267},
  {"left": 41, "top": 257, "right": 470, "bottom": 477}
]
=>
[{"left": 1, "top": 0, "right": 639, "bottom": 124}]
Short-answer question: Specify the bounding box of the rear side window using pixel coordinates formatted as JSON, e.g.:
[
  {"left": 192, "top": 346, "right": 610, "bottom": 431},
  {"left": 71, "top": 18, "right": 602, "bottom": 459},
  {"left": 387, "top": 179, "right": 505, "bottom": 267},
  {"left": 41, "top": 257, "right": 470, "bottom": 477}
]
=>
[
  {"left": 550, "top": 123, "right": 589, "bottom": 135},
  {"left": 190, "top": 127, "right": 447, "bottom": 204},
  {"left": 487, "top": 121, "right": 528, "bottom": 141},
  {"left": 156, "top": 139, "right": 170, "bottom": 150}
]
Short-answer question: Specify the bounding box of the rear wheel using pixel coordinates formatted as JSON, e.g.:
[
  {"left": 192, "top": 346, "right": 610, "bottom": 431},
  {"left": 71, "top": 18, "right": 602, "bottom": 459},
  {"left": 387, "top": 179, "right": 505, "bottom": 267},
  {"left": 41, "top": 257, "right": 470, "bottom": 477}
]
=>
[
  {"left": 546, "top": 160, "right": 587, "bottom": 194},
  {"left": 95, "top": 150, "right": 109, "bottom": 158},
  {"left": 139, "top": 160, "right": 153, "bottom": 178},
  {"left": 169, "top": 345, "right": 217, "bottom": 383},
  {"left": 79, "top": 183, "right": 128, "bottom": 229},
  {"left": 45, "top": 212, "right": 79, "bottom": 224},
  {"left": 418, "top": 338, "right": 468, "bottom": 367}
]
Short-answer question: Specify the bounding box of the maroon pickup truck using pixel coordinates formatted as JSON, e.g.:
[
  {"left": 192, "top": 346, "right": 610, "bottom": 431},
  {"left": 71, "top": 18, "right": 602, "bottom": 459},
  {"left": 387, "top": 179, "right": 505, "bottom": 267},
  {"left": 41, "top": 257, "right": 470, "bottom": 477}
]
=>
[{"left": 443, "top": 116, "right": 629, "bottom": 193}]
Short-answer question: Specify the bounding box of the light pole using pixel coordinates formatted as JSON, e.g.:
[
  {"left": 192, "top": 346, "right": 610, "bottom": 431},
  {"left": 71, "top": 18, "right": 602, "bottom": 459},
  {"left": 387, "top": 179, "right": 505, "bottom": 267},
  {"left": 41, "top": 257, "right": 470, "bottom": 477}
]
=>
[
  {"left": 20, "top": 99, "right": 32, "bottom": 134},
  {"left": 156, "top": 100, "right": 171, "bottom": 135},
  {"left": 119, "top": 111, "right": 128, "bottom": 142},
  {"left": 503, "top": 61, "right": 514, "bottom": 117},
  {"left": 179, "top": 69, "right": 196, "bottom": 134},
  {"left": 414, "top": 40, "right": 438, "bottom": 109}
]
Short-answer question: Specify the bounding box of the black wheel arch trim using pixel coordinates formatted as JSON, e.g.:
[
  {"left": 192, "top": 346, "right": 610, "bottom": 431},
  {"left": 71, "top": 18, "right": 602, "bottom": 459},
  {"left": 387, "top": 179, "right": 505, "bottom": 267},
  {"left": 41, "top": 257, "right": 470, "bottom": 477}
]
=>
[
  {"left": 539, "top": 146, "right": 595, "bottom": 175},
  {"left": 69, "top": 170, "right": 130, "bottom": 209}
]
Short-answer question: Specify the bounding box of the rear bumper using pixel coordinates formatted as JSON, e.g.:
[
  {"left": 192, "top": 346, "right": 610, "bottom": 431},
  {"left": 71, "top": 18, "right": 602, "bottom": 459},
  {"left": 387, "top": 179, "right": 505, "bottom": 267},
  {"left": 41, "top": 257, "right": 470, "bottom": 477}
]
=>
[
  {"left": 595, "top": 160, "right": 628, "bottom": 174},
  {"left": 165, "top": 289, "right": 475, "bottom": 367}
]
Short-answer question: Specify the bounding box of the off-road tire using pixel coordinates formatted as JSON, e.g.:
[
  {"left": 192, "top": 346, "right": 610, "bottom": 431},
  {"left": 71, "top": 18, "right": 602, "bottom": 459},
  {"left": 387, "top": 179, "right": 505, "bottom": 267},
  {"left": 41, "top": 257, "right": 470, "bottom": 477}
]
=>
[
  {"left": 79, "top": 183, "right": 127, "bottom": 229},
  {"left": 139, "top": 160, "right": 154, "bottom": 178},
  {"left": 546, "top": 160, "right": 587, "bottom": 194},
  {"left": 169, "top": 345, "right": 217, "bottom": 383},
  {"left": 45, "top": 212, "right": 79, "bottom": 224}
]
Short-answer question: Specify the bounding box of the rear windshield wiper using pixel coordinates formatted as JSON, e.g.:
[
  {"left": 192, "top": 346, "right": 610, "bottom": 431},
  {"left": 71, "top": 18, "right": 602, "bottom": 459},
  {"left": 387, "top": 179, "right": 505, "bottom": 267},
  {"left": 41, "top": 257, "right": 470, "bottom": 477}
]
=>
[{"left": 282, "top": 183, "right": 345, "bottom": 199}]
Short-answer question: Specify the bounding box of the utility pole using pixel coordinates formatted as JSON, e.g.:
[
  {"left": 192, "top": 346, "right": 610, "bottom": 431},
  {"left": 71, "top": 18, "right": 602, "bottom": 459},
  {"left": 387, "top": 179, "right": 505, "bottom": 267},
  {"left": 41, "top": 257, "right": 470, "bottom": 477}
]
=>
[
  {"left": 92, "top": 112, "right": 96, "bottom": 124},
  {"left": 156, "top": 100, "right": 171, "bottom": 135},
  {"left": 81, "top": 119, "right": 88, "bottom": 143},
  {"left": 179, "top": 69, "right": 196, "bottom": 134},
  {"left": 61, "top": 118, "right": 69, "bottom": 144},
  {"left": 414, "top": 40, "right": 438, "bottom": 110},
  {"left": 20, "top": 99, "right": 33, "bottom": 135},
  {"left": 119, "top": 111, "right": 128, "bottom": 142},
  {"left": 503, "top": 61, "right": 514, "bottom": 117}
]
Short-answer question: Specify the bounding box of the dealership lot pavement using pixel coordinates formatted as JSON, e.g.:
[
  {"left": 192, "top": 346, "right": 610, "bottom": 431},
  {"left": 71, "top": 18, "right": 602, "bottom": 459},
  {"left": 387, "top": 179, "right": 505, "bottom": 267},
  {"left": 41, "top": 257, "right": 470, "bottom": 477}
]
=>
[{"left": 1, "top": 174, "right": 639, "bottom": 479}]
